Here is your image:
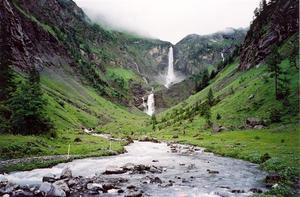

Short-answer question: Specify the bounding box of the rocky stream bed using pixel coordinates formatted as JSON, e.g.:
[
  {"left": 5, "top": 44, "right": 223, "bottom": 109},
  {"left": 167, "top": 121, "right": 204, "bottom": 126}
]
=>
[{"left": 0, "top": 141, "right": 269, "bottom": 197}]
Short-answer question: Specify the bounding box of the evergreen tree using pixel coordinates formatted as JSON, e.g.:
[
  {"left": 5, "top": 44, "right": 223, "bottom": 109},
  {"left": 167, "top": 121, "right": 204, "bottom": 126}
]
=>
[
  {"left": 0, "top": 64, "right": 15, "bottom": 133},
  {"left": 201, "top": 69, "right": 210, "bottom": 89},
  {"left": 9, "top": 67, "right": 53, "bottom": 135},
  {"left": 207, "top": 88, "right": 214, "bottom": 106},
  {"left": 266, "top": 46, "right": 282, "bottom": 100},
  {"left": 203, "top": 103, "right": 212, "bottom": 127}
]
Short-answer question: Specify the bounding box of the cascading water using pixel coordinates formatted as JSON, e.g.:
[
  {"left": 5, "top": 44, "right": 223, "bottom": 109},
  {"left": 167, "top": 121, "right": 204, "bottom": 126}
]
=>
[
  {"left": 221, "top": 52, "right": 225, "bottom": 62},
  {"left": 146, "top": 91, "right": 155, "bottom": 116},
  {"left": 165, "top": 46, "right": 176, "bottom": 88}
]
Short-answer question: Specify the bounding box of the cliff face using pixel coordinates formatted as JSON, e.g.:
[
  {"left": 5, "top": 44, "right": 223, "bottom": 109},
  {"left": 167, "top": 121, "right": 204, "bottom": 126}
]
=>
[
  {"left": 0, "top": 0, "right": 72, "bottom": 70},
  {"left": 174, "top": 28, "right": 246, "bottom": 75},
  {"left": 239, "top": 0, "right": 299, "bottom": 70},
  {"left": 0, "top": 0, "right": 173, "bottom": 108}
]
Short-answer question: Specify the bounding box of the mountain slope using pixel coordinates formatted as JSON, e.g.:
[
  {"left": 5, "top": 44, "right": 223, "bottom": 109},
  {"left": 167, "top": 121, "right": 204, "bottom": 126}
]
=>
[{"left": 174, "top": 28, "right": 247, "bottom": 75}]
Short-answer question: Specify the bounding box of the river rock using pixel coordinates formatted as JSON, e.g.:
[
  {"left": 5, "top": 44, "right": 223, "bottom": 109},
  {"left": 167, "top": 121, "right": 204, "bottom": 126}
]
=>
[
  {"left": 103, "top": 166, "right": 126, "bottom": 175},
  {"left": 39, "top": 182, "right": 52, "bottom": 196},
  {"left": 122, "top": 163, "right": 135, "bottom": 171},
  {"left": 42, "top": 173, "right": 57, "bottom": 183},
  {"left": 149, "top": 166, "right": 163, "bottom": 174},
  {"left": 150, "top": 177, "right": 162, "bottom": 184},
  {"left": 249, "top": 188, "right": 263, "bottom": 193},
  {"left": 0, "top": 175, "right": 8, "bottom": 187},
  {"left": 60, "top": 167, "right": 72, "bottom": 179},
  {"left": 102, "top": 183, "right": 117, "bottom": 192},
  {"left": 54, "top": 180, "right": 70, "bottom": 193},
  {"left": 125, "top": 191, "right": 143, "bottom": 197},
  {"left": 12, "top": 189, "right": 33, "bottom": 197},
  {"left": 86, "top": 183, "right": 102, "bottom": 191}
]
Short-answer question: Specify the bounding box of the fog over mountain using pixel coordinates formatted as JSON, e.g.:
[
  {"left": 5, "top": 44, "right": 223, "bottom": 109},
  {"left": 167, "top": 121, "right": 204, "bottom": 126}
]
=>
[{"left": 74, "top": 0, "right": 260, "bottom": 43}]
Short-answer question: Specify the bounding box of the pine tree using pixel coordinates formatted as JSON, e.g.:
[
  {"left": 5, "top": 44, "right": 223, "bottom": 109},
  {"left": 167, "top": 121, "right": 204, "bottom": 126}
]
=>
[
  {"left": 201, "top": 69, "right": 209, "bottom": 89},
  {"left": 9, "top": 67, "right": 53, "bottom": 135},
  {"left": 266, "top": 46, "right": 282, "bottom": 100},
  {"left": 0, "top": 64, "right": 15, "bottom": 133},
  {"left": 207, "top": 88, "right": 214, "bottom": 106}
]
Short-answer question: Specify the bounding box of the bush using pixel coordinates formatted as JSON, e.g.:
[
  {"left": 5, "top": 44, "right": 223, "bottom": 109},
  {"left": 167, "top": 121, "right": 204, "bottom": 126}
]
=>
[{"left": 269, "top": 108, "right": 282, "bottom": 123}]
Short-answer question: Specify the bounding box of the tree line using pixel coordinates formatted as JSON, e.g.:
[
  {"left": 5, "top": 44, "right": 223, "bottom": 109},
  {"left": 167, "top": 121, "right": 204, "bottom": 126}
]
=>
[{"left": 0, "top": 65, "right": 53, "bottom": 135}]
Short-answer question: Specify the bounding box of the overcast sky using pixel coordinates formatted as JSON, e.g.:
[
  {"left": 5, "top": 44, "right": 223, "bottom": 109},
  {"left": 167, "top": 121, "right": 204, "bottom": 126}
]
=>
[{"left": 74, "top": 0, "right": 260, "bottom": 44}]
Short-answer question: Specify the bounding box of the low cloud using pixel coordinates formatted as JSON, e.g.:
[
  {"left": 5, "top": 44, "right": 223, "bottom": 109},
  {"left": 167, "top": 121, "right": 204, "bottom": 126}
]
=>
[{"left": 74, "top": 0, "right": 260, "bottom": 43}]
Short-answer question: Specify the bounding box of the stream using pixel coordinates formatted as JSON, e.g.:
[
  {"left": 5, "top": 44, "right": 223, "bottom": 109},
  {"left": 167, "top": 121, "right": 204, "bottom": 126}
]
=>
[{"left": 3, "top": 141, "right": 267, "bottom": 196}]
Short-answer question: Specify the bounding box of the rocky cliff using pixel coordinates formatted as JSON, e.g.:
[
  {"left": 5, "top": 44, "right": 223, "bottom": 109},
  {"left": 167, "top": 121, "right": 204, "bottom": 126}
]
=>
[
  {"left": 239, "top": 0, "right": 299, "bottom": 70},
  {"left": 174, "top": 28, "right": 247, "bottom": 75},
  {"left": 0, "top": 0, "right": 172, "bottom": 108}
]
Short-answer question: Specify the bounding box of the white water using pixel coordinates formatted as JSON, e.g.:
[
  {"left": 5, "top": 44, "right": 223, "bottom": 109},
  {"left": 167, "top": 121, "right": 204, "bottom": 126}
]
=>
[
  {"left": 221, "top": 52, "right": 225, "bottom": 62},
  {"left": 5, "top": 142, "right": 267, "bottom": 196},
  {"left": 146, "top": 92, "right": 155, "bottom": 116},
  {"left": 165, "top": 46, "right": 176, "bottom": 88}
]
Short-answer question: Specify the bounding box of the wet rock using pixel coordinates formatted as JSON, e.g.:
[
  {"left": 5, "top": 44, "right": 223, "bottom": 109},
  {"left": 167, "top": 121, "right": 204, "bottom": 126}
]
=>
[
  {"left": 42, "top": 173, "right": 57, "bottom": 183},
  {"left": 0, "top": 175, "right": 8, "bottom": 187},
  {"left": 60, "top": 167, "right": 72, "bottom": 179},
  {"left": 125, "top": 191, "right": 143, "bottom": 197},
  {"left": 207, "top": 169, "right": 219, "bottom": 174},
  {"left": 132, "top": 164, "right": 150, "bottom": 174},
  {"left": 39, "top": 182, "right": 52, "bottom": 195},
  {"left": 149, "top": 166, "right": 163, "bottom": 174},
  {"left": 127, "top": 185, "right": 136, "bottom": 190},
  {"left": 54, "top": 180, "right": 70, "bottom": 193},
  {"left": 231, "top": 189, "right": 245, "bottom": 193},
  {"left": 102, "top": 183, "right": 117, "bottom": 192},
  {"left": 265, "top": 173, "right": 281, "bottom": 188},
  {"left": 12, "top": 189, "right": 33, "bottom": 197},
  {"left": 107, "top": 188, "right": 119, "bottom": 194},
  {"left": 150, "top": 177, "right": 162, "bottom": 184},
  {"left": 152, "top": 160, "right": 159, "bottom": 163},
  {"left": 103, "top": 166, "right": 126, "bottom": 175},
  {"left": 249, "top": 188, "right": 263, "bottom": 193},
  {"left": 122, "top": 163, "right": 135, "bottom": 171},
  {"left": 86, "top": 183, "right": 102, "bottom": 191}
]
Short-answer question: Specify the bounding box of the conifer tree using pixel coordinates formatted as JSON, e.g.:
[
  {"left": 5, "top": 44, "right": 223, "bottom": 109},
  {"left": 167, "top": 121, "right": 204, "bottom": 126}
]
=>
[
  {"left": 207, "top": 88, "right": 214, "bottom": 106},
  {"left": 9, "top": 67, "right": 53, "bottom": 135}
]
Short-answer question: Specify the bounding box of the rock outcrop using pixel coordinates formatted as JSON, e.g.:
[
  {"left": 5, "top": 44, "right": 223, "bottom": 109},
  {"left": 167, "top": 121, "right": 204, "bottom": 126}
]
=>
[{"left": 239, "top": 0, "right": 299, "bottom": 70}]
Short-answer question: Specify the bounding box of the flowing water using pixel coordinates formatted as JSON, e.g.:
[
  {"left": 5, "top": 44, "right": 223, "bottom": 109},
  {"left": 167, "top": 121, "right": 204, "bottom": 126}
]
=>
[
  {"left": 146, "top": 92, "right": 155, "bottom": 116},
  {"left": 165, "top": 46, "right": 176, "bottom": 88},
  {"left": 6, "top": 141, "right": 267, "bottom": 197}
]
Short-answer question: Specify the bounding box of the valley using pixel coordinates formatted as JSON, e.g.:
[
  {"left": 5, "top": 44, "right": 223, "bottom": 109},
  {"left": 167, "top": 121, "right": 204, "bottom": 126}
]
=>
[{"left": 0, "top": 0, "right": 299, "bottom": 196}]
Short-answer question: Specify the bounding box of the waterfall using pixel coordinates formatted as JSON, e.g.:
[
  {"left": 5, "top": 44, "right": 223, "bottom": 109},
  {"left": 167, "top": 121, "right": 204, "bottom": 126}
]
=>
[
  {"left": 221, "top": 52, "right": 225, "bottom": 62},
  {"left": 165, "top": 46, "right": 176, "bottom": 88},
  {"left": 146, "top": 91, "right": 155, "bottom": 116}
]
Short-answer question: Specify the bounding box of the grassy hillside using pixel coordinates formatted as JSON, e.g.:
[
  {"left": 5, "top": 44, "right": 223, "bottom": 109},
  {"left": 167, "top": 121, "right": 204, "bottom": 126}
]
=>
[
  {"left": 0, "top": 64, "right": 149, "bottom": 172},
  {"left": 144, "top": 35, "right": 299, "bottom": 196}
]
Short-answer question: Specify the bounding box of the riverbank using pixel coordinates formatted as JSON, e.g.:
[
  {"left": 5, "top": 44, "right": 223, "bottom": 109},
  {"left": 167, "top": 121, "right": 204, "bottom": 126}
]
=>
[
  {"left": 0, "top": 129, "right": 128, "bottom": 173},
  {"left": 148, "top": 125, "right": 300, "bottom": 196}
]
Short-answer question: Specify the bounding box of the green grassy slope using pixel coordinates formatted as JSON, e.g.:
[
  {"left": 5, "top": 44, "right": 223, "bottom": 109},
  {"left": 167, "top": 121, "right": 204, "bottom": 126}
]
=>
[
  {"left": 146, "top": 36, "right": 299, "bottom": 196},
  {"left": 0, "top": 65, "right": 149, "bottom": 172}
]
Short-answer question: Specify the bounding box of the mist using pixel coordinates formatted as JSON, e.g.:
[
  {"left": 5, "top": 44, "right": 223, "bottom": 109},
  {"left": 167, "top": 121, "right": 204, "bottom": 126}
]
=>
[{"left": 74, "top": 0, "right": 260, "bottom": 43}]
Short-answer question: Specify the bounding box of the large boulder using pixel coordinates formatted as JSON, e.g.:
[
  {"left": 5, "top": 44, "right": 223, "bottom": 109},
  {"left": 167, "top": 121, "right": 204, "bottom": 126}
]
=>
[
  {"left": 60, "top": 167, "right": 72, "bottom": 179},
  {"left": 0, "top": 175, "right": 8, "bottom": 187},
  {"left": 103, "top": 166, "right": 126, "bottom": 175},
  {"left": 42, "top": 173, "right": 57, "bottom": 183},
  {"left": 39, "top": 182, "right": 66, "bottom": 197}
]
